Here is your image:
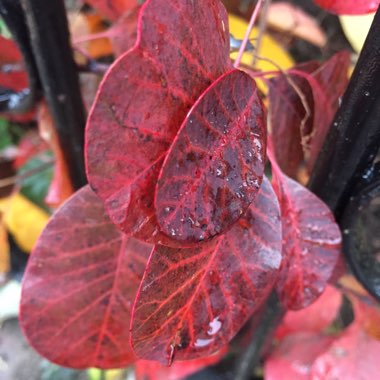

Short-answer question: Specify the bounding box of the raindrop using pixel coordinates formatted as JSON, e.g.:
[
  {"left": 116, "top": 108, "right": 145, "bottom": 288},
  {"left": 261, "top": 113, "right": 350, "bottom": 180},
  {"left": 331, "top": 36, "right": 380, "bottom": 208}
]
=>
[
  {"left": 194, "top": 338, "right": 213, "bottom": 348},
  {"left": 165, "top": 207, "right": 171, "bottom": 213},
  {"left": 364, "top": 91, "right": 370, "bottom": 97},
  {"left": 170, "top": 229, "right": 176, "bottom": 236},
  {"left": 208, "top": 317, "right": 222, "bottom": 336}
]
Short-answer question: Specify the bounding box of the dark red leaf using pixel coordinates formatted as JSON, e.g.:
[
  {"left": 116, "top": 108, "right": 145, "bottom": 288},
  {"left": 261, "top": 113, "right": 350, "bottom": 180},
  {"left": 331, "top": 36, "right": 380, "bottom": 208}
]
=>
[
  {"left": 20, "top": 186, "right": 152, "bottom": 369},
  {"left": 268, "top": 150, "right": 341, "bottom": 310},
  {"left": 85, "top": 0, "right": 138, "bottom": 21},
  {"left": 268, "top": 52, "right": 350, "bottom": 177},
  {"left": 311, "top": 323, "right": 380, "bottom": 379},
  {"left": 0, "top": 36, "right": 28, "bottom": 92},
  {"left": 155, "top": 69, "right": 266, "bottom": 244},
  {"left": 268, "top": 61, "right": 319, "bottom": 177},
  {"left": 265, "top": 333, "right": 334, "bottom": 380},
  {"left": 86, "top": 0, "right": 231, "bottom": 244},
  {"left": 314, "top": 0, "right": 379, "bottom": 15},
  {"left": 135, "top": 348, "right": 226, "bottom": 380},
  {"left": 275, "top": 285, "right": 342, "bottom": 340},
  {"left": 131, "top": 177, "right": 282, "bottom": 363}
]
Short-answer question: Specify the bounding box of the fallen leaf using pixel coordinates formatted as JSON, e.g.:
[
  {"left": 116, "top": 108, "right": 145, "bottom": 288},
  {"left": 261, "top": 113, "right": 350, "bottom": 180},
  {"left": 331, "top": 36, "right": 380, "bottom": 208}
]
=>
[
  {"left": 265, "top": 332, "right": 334, "bottom": 380},
  {"left": 267, "top": 3, "right": 327, "bottom": 47},
  {"left": 0, "top": 193, "right": 49, "bottom": 253},
  {"left": 275, "top": 285, "right": 342, "bottom": 339},
  {"left": 311, "top": 323, "right": 380, "bottom": 379}
]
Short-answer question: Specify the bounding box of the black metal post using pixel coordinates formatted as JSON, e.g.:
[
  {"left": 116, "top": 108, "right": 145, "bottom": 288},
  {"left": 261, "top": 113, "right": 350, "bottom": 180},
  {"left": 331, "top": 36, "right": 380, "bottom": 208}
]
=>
[
  {"left": 20, "top": 0, "right": 87, "bottom": 189},
  {"left": 308, "top": 6, "right": 380, "bottom": 217}
]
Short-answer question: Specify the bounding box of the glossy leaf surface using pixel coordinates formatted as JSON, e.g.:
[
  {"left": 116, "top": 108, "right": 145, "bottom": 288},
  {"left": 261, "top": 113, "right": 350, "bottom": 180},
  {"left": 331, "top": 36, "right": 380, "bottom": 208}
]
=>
[
  {"left": 86, "top": 0, "right": 138, "bottom": 21},
  {"left": 156, "top": 69, "right": 266, "bottom": 243},
  {"left": 86, "top": 0, "right": 231, "bottom": 243},
  {"left": 20, "top": 186, "right": 152, "bottom": 368},
  {"left": 265, "top": 333, "right": 334, "bottom": 380},
  {"left": 131, "top": 177, "right": 282, "bottom": 363},
  {"left": 269, "top": 153, "right": 341, "bottom": 310},
  {"left": 311, "top": 323, "right": 380, "bottom": 379},
  {"left": 268, "top": 52, "right": 350, "bottom": 177},
  {"left": 314, "top": 0, "right": 380, "bottom": 15}
]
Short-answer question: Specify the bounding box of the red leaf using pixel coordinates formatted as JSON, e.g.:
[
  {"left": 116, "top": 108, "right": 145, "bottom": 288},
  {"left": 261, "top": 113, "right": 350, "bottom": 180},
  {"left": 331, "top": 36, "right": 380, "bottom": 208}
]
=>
[
  {"left": 86, "top": 0, "right": 231, "bottom": 244},
  {"left": 156, "top": 69, "right": 266, "bottom": 244},
  {"left": 275, "top": 285, "right": 342, "bottom": 339},
  {"left": 268, "top": 149, "right": 341, "bottom": 310},
  {"left": 85, "top": 0, "right": 138, "bottom": 21},
  {"left": 268, "top": 61, "right": 318, "bottom": 177},
  {"left": 0, "top": 36, "right": 28, "bottom": 92},
  {"left": 311, "top": 323, "right": 380, "bottom": 379},
  {"left": 38, "top": 103, "right": 74, "bottom": 207},
  {"left": 131, "top": 177, "right": 282, "bottom": 363},
  {"left": 314, "top": 0, "right": 379, "bottom": 15},
  {"left": 135, "top": 348, "right": 226, "bottom": 380},
  {"left": 20, "top": 186, "right": 152, "bottom": 369},
  {"left": 265, "top": 333, "right": 334, "bottom": 380},
  {"left": 268, "top": 52, "right": 350, "bottom": 177}
]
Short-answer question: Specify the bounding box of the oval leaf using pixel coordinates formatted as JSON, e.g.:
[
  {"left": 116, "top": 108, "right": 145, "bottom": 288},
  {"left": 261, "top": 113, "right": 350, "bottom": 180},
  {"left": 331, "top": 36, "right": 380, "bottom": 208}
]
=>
[
  {"left": 311, "top": 323, "right": 380, "bottom": 379},
  {"left": 265, "top": 333, "right": 334, "bottom": 380},
  {"left": 314, "top": 0, "right": 379, "bottom": 15},
  {"left": 131, "top": 177, "right": 282, "bottom": 363},
  {"left": 156, "top": 69, "right": 266, "bottom": 243},
  {"left": 20, "top": 186, "right": 152, "bottom": 369},
  {"left": 86, "top": 0, "right": 231, "bottom": 244},
  {"left": 275, "top": 285, "right": 342, "bottom": 340},
  {"left": 269, "top": 151, "right": 341, "bottom": 310}
]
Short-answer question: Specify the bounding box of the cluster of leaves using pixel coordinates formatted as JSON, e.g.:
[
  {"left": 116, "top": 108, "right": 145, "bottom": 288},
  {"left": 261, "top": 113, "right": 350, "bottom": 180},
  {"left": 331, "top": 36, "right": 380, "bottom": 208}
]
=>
[
  {"left": 19, "top": 0, "right": 343, "bottom": 369},
  {"left": 0, "top": 0, "right": 378, "bottom": 379}
]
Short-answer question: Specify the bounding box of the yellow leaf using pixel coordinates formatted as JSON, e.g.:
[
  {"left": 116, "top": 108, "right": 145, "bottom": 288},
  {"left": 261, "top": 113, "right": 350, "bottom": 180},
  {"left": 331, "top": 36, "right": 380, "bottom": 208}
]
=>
[
  {"left": 0, "top": 194, "right": 49, "bottom": 253},
  {"left": 340, "top": 13, "right": 375, "bottom": 53},
  {"left": 0, "top": 219, "right": 10, "bottom": 274},
  {"left": 87, "top": 368, "right": 126, "bottom": 380},
  {"left": 229, "top": 14, "right": 294, "bottom": 71}
]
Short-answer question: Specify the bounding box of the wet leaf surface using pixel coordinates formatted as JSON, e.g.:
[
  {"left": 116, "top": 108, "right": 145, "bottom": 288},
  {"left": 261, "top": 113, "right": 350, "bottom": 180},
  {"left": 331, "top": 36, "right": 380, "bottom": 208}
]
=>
[
  {"left": 131, "top": 177, "right": 282, "bottom": 363},
  {"left": 86, "top": 0, "right": 231, "bottom": 244},
  {"left": 156, "top": 69, "right": 266, "bottom": 243},
  {"left": 20, "top": 186, "right": 152, "bottom": 368},
  {"left": 269, "top": 151, "right": 341, "bottom": 310}
]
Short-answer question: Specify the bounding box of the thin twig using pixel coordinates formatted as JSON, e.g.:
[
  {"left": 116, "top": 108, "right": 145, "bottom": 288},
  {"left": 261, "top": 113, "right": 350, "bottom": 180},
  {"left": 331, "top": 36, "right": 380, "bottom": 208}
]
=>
[
  {"left": 252, "top": 0, "right": 271, "bottom": 67},
  {"left": 234, "top": 0, "right": 264, "bottom": 69},
  {"left": 0, "top": 159, "right": 54, "bottom": 189}
]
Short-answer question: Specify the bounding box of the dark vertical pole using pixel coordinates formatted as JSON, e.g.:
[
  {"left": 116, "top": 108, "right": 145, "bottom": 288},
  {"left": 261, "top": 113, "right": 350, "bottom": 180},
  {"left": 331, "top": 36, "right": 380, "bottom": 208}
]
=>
[
  {"left": 308, "top": 6, "right": 380, "bottom": 216},
  {"left": 20, "top": 0, "right": 87, "bottom": 189}
]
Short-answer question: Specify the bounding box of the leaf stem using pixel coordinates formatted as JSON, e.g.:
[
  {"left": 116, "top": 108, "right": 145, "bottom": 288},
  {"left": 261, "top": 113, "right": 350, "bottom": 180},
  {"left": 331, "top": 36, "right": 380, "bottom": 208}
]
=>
[{"left": 233, "top": 0, "right": 264, "bottom": 69}]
